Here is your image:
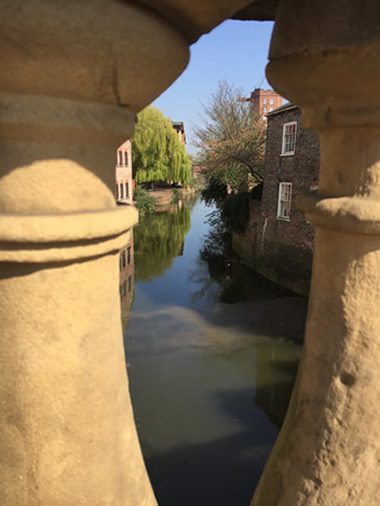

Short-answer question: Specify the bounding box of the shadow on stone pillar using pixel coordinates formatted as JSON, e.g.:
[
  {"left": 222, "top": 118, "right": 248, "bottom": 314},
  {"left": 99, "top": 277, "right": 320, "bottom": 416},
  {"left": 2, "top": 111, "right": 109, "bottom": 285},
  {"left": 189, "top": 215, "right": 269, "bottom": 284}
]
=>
[
  {"left": 251, "top": 2, "right": 380, "bottom": 505},
  {"left": 0, "top": 1, "right": 191, "bottom": 504}
]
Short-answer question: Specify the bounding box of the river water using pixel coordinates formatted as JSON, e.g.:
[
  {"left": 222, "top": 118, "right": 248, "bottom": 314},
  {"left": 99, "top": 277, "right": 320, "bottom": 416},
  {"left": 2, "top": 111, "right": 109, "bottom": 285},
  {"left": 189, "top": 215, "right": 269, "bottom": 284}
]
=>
[{"left": 122, "top": 197, "right": 307, "bottom": 506}]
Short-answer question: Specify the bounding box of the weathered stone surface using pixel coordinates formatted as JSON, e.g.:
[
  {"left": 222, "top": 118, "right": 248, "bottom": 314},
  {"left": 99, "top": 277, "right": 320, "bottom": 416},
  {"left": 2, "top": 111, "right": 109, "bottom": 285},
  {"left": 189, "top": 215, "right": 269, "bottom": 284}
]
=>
[{"left": 252, "top": 1, "right": 380, "bottom": 504}]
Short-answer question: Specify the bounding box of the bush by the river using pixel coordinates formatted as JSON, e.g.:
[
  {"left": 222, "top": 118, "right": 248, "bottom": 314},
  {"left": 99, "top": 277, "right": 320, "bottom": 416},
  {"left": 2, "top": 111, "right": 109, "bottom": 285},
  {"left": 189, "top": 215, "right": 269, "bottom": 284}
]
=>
[{"left": 134, "top": 186, "right": 156, "bottom": 219}]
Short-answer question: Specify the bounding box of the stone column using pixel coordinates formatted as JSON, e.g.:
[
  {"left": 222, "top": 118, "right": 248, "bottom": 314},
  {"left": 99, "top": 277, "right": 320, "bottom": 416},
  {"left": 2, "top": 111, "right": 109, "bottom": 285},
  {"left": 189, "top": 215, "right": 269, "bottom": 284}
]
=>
[
  {"left": 0, "top": 1, "right": 191, "bottom": 504},
  {"left": 251, "top": 2, "right": 380, "bottom": 505}
]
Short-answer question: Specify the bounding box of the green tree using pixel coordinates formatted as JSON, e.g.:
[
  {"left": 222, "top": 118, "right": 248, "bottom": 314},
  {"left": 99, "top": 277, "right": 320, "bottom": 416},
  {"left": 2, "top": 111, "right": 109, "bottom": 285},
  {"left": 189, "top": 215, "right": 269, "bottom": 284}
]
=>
[
  {"left": 132, "top": 106, "right": 192, "bottom": 185},
  {"left": 194, "top": 80, "right": 266, "bottom": 188}
]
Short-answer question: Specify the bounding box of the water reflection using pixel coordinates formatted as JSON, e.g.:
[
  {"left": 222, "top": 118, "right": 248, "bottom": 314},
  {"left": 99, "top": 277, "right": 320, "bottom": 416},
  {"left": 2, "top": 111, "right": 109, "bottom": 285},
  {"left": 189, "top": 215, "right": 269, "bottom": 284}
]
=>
[
  {"left": 123, "top": 198, "right": 307, "bottom": 506},
  {"left": 133, "top": 202, "right": 194, "bottom": 282},
  {"left": 119, "top": 228, "right": 135, "bottom": 330}
]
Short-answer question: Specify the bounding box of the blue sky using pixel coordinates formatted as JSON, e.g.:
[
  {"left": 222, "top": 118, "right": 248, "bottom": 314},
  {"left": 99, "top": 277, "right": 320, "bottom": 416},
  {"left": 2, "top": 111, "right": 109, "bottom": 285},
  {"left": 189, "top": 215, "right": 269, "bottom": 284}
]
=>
[{"left": 153, "top": 20, "right": 274, "bottom": 156}]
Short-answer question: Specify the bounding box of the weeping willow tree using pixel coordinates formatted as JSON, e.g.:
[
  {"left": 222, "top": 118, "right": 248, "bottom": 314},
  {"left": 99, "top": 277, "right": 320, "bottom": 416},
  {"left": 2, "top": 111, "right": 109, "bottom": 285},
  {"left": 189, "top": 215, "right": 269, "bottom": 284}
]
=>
[
  {"left": 166, "top": 126, "right": 192, "bottom": 184},
  {"left": 132, "top": 106, "right": 192, "bottom": 185}
]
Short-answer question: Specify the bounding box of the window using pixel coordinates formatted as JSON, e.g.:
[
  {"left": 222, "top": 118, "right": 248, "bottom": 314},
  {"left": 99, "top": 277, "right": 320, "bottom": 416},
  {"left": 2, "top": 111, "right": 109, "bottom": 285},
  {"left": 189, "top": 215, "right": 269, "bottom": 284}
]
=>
[
  {"left": 263, "top": 99, "right": 267, "bottom": 104},
  {"left": 269, "top": 107, "right": 273, "bottom": 112},
  {"left": 277, "top": 183, "right": 292, "bottom": 220},
  {"left": 118, "top": 151, "right": 123, "bottom": 166},
  {"left": 270, "top": 99, "right": 274, "bottom": 105},
  {"left": 120, "top": 183, "right": 124, "bottom": 199},
  {"left": 121, "top": 250, "right": 126, "bottom": 267},
  {"left": 125, "top": 183, "right": 129, "bottom": 198},
  {"left": 281, "top": 122, "right": 297, "bottom": 155},
  {"left": 263, "top": 107, "right": 267, "bottom": 113},
  {"left": 127, "top": 247, "right": 131, "bottom": 264},
  {"left": 128, "top": 275, "right": 132, "bottom": 292},
  {"left": 124, "top": 151, "right": 128, "bottom": 166}
]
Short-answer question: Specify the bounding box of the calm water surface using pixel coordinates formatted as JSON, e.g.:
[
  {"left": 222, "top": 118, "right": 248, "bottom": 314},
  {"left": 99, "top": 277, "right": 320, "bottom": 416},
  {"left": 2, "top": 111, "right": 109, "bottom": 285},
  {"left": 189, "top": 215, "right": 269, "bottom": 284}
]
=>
[{"left": 123, "top": 197, "right": 307, "bottom": 506}]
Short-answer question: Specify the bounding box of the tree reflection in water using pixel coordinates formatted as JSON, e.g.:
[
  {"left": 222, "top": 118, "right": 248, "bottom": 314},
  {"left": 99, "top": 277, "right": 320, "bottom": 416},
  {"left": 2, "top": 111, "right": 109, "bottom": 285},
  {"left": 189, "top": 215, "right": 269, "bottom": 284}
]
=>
[
  {"left": 133, "top": 202, "right": 193, "bottom": 282},
  {"left": 190, "top": 207, "right": 289, "bottom": 305}
]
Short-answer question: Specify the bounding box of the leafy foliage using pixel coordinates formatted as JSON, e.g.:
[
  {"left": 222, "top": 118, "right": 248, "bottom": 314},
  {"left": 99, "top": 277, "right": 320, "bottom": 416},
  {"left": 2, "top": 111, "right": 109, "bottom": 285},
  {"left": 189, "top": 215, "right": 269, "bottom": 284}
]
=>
[
  {"left": 132, "top": 107, "right": 192, "bottom": 185},
  {"left": 201, "top": 173, "right": 227, "bottom": 207},
  {"left": 194, "top": 80, "right": 266, "bottom": 185},
  {"left": 170, "top": 187, "right": 180, "bottom": 204},
  {"left": 134, "top": 185, "right": 156, "bottom": 219},
  {"left": 221, "top": 191, "right": 250, "bottom": 233}
]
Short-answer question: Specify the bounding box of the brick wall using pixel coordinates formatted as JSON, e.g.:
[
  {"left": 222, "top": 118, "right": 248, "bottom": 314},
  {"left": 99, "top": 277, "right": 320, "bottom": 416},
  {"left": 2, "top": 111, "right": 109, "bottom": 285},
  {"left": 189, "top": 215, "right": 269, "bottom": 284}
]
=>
[
  {"left": 115, "top": 140, "right": 133, "bottom": 203},
  {"left": 233, "top": 105, "right": 320, "bottom": 295},
  {"left": 250, "top": 88, "right": 283, "bottom": 118}
]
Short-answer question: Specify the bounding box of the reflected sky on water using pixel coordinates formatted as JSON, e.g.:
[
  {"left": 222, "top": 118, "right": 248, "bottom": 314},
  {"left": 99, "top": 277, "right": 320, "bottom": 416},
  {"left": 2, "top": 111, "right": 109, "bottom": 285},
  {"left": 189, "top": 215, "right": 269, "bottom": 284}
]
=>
[{"left": 123, "top": 197, "right": 307, "bottom": 506}]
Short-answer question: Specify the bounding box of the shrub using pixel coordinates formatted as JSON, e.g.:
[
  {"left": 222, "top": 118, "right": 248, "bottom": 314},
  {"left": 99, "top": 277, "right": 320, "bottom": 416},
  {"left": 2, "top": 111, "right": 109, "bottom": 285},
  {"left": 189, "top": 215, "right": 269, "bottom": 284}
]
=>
[{"left": 134, "top": 185, "right": 156, "bottom": 219}]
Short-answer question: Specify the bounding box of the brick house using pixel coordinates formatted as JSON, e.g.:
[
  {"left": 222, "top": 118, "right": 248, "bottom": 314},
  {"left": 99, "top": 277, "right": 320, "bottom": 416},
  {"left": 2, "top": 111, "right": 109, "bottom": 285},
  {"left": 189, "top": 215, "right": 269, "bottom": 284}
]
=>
[
  {"left": 250, "top": 88, "right": 283, "bottom": 119},
  {"left": 172, "top": 121, "right": 186, "bottom": 145},
  {"left": 115, "top": 140, "right": 133, "bottom": 204},
  {"left": 239, "top": 88, "right": 283, "bottom": 119},
  {"left": 233, "top": 103, "right": 320, "bottom": 295}
]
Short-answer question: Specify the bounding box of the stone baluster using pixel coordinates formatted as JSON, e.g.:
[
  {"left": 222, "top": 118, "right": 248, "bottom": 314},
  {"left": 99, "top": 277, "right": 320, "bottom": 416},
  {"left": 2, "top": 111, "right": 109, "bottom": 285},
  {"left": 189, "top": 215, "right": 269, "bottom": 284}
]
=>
[
  {"left": 251, "top": 2, "right": 380, "bottom": 505},
  {"left": 0, "top": 1, "right": 191, "bottom": 504}
]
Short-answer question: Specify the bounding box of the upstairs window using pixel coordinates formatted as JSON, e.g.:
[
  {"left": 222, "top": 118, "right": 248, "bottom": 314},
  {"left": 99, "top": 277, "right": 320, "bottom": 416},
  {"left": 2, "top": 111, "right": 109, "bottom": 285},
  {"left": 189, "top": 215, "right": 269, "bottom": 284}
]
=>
[
  {"left": 281, "top": 122, "right": 297, "bottom": 155},
  {"left": 124, "top": 151, "right": 128, "bottom": 166},
  {"left": 270, "top": 99, "right": 274, "bottom": 105},
  {"left": 118, "top": 151, "right": 123, "bottom": 165},
  {"left": 277, "top": 182, "right": 292, "bottom": 220}
]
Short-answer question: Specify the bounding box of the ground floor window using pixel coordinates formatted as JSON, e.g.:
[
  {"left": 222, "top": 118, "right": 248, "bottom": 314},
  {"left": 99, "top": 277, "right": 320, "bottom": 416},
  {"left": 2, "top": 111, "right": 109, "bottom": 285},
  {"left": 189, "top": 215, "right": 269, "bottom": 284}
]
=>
[{"left": 277, "top": 182, "right": 292, "bottom": 220}]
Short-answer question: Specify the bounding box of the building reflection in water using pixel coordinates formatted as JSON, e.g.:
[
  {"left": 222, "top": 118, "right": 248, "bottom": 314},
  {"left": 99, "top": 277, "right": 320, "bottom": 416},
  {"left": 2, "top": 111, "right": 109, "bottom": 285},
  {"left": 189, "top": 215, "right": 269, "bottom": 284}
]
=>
[
  {"left": 254, "top": 340, "right": 299, "bottom": 429},
  {"left": 119, "top": 227, "right": 135, "bottom": 330}
]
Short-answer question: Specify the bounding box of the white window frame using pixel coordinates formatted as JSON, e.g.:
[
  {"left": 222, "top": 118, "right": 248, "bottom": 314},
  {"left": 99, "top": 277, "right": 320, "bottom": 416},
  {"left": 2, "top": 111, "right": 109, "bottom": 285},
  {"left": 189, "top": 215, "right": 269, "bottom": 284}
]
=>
[
  {"left": 270, "top": 99, "right": 274, "bottom": 105},
  {"left": 281, "top": 121, "right": 297, "bottom": 156},
  {"left": 277, "top": 182, "right": 292, "bottom": 221}
]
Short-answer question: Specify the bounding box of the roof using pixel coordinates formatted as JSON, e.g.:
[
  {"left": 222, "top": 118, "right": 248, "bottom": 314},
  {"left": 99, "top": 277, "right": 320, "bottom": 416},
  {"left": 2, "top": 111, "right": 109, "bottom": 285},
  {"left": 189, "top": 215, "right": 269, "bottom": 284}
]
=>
[
  {"left": 266, "top": 102, "right": 298, "bottom": 117},
  {"left": 172, "top": 121, "right": 185, "bottom": 133}
]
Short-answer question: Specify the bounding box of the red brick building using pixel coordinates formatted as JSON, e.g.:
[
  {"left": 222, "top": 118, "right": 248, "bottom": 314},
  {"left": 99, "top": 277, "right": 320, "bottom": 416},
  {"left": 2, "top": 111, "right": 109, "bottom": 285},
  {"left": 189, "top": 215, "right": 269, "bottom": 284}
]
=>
[
  {"left": 172, "top": 121, "right": 186, "bottom": 145},
  {"left": 233, "top": 103, "right": 320, "bottom": 295},
  {"left": 250, "top": 88, "right": 283, "bottom": 118},
  {"left": 115, "top": 140, "right": 133, "bottom": 204}
]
